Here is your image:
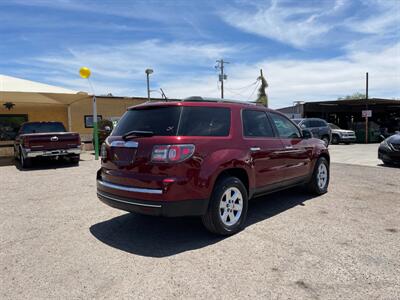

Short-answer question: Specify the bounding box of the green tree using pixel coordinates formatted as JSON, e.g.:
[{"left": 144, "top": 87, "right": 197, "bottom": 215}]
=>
[
  {"left": 338, "top": 92, "right": 366, "bottom": 100},
  {"left": 256, "top": 69, "right": 268, "bottom": 107}
]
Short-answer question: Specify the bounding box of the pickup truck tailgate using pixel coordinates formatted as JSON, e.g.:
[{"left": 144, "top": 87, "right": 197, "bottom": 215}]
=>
[{"left": 23, "top": 132, "right": 80, "bottom": 150}]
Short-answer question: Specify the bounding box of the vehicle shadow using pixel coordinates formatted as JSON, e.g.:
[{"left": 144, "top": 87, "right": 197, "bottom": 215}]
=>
[
  {"left": 378, "top": 163, "right": 400, "bottom": 169},
  {"left": 90, "top": 187, "right": 317, "bottom": 258},
  {"left": 14, "top": 157, "right": 80, "bottom": 171}
]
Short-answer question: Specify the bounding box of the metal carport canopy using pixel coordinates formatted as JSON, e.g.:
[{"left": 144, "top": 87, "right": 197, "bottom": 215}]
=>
[
  {"left": 0, "top": 74, "right": 89, "bottom": 105},
  {"left": 0, "top": 74, "right": 90, "bottom": 131}
]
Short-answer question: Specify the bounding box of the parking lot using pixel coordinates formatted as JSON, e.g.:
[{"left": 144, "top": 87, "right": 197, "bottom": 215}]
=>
[{"left": 1, "top": 145, "right": 399, "bottom": 299}]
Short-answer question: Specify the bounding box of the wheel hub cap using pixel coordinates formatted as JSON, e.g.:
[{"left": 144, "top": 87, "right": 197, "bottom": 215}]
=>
[
  {"left": 317, "top": 163, "right": 328, "bottom": 189},
  {"left": 219, "top": 187, "right": 243, "bottom": 226}
]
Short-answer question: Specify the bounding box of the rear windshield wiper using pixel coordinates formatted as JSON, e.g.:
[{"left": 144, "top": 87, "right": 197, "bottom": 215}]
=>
[{"left": 122, "top": 130, "right": 154, "bottom": 140}]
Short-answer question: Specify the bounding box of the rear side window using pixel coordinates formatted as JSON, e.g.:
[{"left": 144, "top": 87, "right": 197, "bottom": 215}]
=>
[
  {"left": 242, "top": 110, "right": 274, "bottom": 137},
  {"left": 310, "top": 120, "right": 326, "bottom": 127},
  {"left": 113, "top": 106, "right": 181, "bottom": 136},
  {"left": 178, "top": 107, "right": 230, "bottom": 136},
  {"left": 269, "top": 113, "right": 301, "bottom": 138},
  {"left": 113, "top": 106, "right": 230, "bottom": 137},
  {"left": 21, "top": 122, "right": 66, "bottom": 134},
  {"left": 301, "top": 120, "right": 311, "bottom": 128}
]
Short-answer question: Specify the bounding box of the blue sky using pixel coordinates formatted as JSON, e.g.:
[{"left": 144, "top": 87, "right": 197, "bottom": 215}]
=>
[{"left": 0, "top": 0, "right": 399, "bottom": 107}]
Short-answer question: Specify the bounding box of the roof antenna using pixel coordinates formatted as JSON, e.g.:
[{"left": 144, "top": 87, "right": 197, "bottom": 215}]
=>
[{"left": 160, "top": 88, "right": 167, "bottom": 101}]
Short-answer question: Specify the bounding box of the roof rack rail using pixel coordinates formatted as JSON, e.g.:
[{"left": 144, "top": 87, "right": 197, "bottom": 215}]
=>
[{"left": 183, "top": 96, "right": 257, "bottom": 105}]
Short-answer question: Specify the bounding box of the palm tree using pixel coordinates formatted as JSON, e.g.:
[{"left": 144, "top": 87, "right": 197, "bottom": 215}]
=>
[{"left": 256, "top": 69, "right": 268, "bottom": 107}]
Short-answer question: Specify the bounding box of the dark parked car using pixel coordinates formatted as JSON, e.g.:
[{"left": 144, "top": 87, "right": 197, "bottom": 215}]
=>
[
  {"left": 14, "top": 122, "right": 81, "bottom": 168},
  {"left": 378, "top": 133, "right": 400, "bottom": 166},
  {"left": 328, "top": 123, "right": 356, "bottom": 144},
  {"left": 292, "top": 118, "right": 332, "bottom": 147},
  {"left": 97, "top": 97, "right": 330, "bottom": 235}
]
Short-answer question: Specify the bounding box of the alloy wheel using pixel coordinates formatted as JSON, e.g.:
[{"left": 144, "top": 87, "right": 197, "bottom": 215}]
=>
[
  {"left": 317, "top": 163, "right": 328, "bottom": 189},
  {"left": 219, "top": 187, "right": 243, "bottom": 226}
]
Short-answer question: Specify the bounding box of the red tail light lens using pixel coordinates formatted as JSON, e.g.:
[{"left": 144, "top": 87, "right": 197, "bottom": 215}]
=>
[
  {"left": 23, "top": 138, "right": 30, "bottom": 148},
  {"left": 151, "top": 144, "right": 195, "bottom": 163},
  {"left": 100, "top": 143, "right": 107, "bottom": 160}
]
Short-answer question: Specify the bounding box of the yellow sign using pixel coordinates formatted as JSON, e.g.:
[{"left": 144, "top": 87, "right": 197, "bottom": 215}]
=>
[{"left": 79, "top": 67, "right": 91, "bottom": 79}]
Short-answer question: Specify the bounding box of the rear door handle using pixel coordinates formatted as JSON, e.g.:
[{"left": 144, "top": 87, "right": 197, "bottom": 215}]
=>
[
  {"left": 250, "top": 147, "right": 261, "bottom": 152},
  {"left": 285, "top": 145, "right": 293, "bottom": 149}
]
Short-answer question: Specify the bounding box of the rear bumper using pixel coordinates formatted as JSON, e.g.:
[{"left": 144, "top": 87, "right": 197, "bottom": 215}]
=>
[
  {"left": 97, "top": 190, "right": 208, "bottom": 217},
  {"left": 378, "top": 146, "right": 400, "bottom": 163},
  {"left": 25, "top": 148, "right": 81, "bottom": 158},
  {"left": 339, "top": 136, "right": 356, "bottom": 142},
  {"left": 96, "top": 180, "right": 209, "bottom": 217}
]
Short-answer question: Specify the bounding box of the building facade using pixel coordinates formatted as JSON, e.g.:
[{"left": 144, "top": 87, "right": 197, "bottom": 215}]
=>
[{"left": 277, "top": 98, "right": 400, "bottom": 142}]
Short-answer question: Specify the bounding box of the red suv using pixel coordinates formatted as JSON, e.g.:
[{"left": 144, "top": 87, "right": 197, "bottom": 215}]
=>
[{"left": 97, "top": 97, "right": 330, "bottom": 235}]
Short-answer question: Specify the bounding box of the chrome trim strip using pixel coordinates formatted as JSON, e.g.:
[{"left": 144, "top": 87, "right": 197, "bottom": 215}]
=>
[
  {"left": 25, "top": 148, "right": 81, "bottom": 157},
  {"left": 110, "top": 140, "right": 138, "bottom": 148},
  {"left": 97, "top": 191, "right": 162, "bottom": 208},
  {"left": 97, "top": 180, "right": 163, "bottom": 195}
]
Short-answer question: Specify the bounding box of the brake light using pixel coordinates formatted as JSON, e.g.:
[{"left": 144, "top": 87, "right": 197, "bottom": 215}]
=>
[
  {"left": 23, "top": 138, "right": 30, "bottom": 148},
  {"left": 100, "top": 143, "right": 107, "bottom": 160},
  {"left": 151, "top": 144, "right": 195, "bottom": 163}
]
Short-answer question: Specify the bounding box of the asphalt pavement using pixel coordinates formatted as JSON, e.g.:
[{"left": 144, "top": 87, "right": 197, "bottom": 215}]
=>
[{"left": 1, "top": 152, "right": 399, "bottom": 299}]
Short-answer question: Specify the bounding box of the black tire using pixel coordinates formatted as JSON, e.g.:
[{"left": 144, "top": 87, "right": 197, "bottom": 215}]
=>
[
  {"left": 382, "top": 160, "right": 393, "bottom": 166},
  {"left": 20, "top": 150, "right": 32, "bottom": 169},
  {"left": 307, "top": 157, "right": 329, "bottom": 195},
  {"left": 70, "top": 155, "right": 80, "bottom": 165},
  {"left": 322, "top": 136, "right": 330, "bottom": 147},
  {"left": 201, "top": 176, "right": 248, "bottom": 235},
  {"left": 331, "top": 135, "right": 339, "bottom": 145},
  {"left": 13, "top": 147, "right": 19, "bottom": 160}
]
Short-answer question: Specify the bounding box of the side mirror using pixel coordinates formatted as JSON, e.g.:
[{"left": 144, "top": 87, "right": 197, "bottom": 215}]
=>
[
  {"left": 302, "top": 129, "right": 312, "bottom": 139},
  {"left": 104, "top": 126, "right": 111, "bottom": 133}
]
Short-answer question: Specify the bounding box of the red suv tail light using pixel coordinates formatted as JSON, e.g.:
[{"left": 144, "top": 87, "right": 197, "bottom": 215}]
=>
[{"left": 151, "top": 144, "right": 195, "bottom": 163}]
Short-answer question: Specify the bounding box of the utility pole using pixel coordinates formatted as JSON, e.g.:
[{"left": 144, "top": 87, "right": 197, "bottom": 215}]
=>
[
  {"left": 365, "top": 72, "right": 369, "bottom": 144},
  {"left": 216, "top": 59, "right": 229, "bottom": 98}
]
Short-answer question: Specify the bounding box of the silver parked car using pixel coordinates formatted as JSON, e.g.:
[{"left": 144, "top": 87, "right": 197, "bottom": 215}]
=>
[
  {"left": 292, "top": 118, "right": 332, "bottom": 147},
  {"left": 329, "top": 123, "right": 356, "bottom": 144}
]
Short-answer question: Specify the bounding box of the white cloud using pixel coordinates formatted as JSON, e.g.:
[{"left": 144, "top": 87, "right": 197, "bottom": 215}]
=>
[
  {"left": 344, "top": 0, "right": 400, "bottom": 34},
  {"left": 24, "top": 40, "right": 237, "bottom": 96},
  {"left": 219, "top": 0, "right": 399, "bottom": 49},
  {"left": 18, "top": 38, "right": 399, "bottom": 107},
  {"left": 161, "top": 43, "right": 400, "bottom": 107},
  {"left": 219, "top": 0, "right": 345, "bottom": 48}
]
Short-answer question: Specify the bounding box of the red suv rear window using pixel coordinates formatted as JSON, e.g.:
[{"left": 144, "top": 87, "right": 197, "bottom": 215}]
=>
[{"left": 113, "top": 106, "right": 230, "bottom": 137}]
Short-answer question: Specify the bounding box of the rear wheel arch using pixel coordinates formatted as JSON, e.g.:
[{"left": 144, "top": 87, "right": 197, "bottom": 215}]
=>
[
  {"left": 319, "top": 152, "right": 330, "bottom": 165},
  {"left": 213, "top": 168, "right": 250, "bottom": 198}
]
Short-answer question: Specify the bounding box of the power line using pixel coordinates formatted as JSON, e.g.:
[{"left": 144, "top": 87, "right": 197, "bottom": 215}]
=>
[
  {"left": 248, "top": 80, "right": 260, "bottom": 101},
  {"left": 226, "top": 80, "right": 258, "bottom": 91},
  {"left": 224, "top": 88, "right": 249, "bottom": 98}
]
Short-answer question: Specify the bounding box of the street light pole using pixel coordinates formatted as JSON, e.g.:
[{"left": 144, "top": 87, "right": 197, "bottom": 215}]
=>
[
  {"left": 365, "top": 72, "right": 369, "bottom": 144},
  {"left": 145, "top": 68, "right": 153, "bottom": 101}
]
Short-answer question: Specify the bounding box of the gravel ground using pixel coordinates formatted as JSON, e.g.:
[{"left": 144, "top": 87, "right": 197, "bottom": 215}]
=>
[
  {"left": 329, "top": 144, "right": 383, "bottom": 167},
  {"left": 1, "top": 154, "right": 399, "bottom": 300}
]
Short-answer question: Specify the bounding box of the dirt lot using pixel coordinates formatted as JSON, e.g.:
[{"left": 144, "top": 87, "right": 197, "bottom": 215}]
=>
[{"left": 1, "top": 153, "right": 399, "bottom": 299}]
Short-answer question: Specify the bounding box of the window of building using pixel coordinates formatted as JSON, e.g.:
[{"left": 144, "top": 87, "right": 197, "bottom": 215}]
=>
[{"left": 0, "top": 114, "right": 28, "bottom": 141}]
